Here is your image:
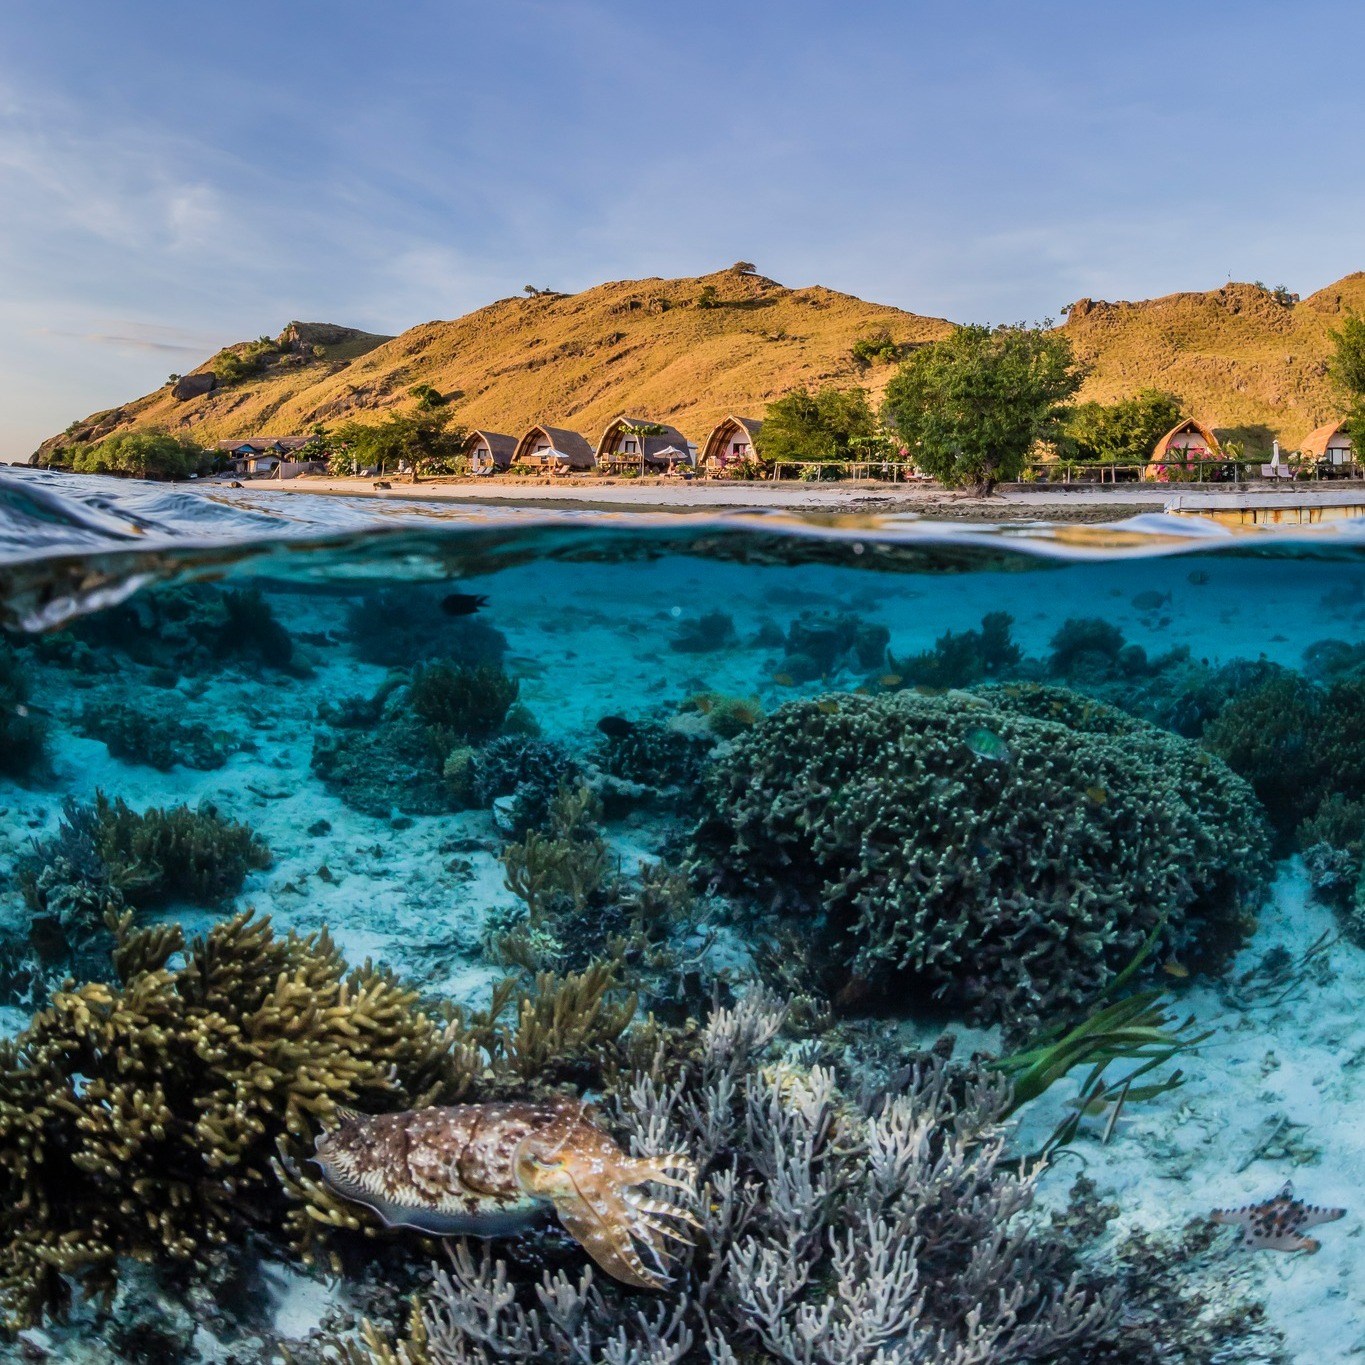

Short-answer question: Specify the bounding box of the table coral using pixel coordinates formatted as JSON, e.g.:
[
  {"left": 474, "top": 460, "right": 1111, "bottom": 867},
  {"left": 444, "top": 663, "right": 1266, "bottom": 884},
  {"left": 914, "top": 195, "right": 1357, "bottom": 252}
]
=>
[{"left": 695, "top": 685, "right": 1270, "bottom": 1031}]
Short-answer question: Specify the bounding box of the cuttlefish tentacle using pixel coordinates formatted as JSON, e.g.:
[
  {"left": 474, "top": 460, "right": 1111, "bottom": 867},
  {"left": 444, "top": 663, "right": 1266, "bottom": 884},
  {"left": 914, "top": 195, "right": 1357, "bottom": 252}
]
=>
[{"left": 313, "top": 1099, "right": 699, "bottom": 1290}]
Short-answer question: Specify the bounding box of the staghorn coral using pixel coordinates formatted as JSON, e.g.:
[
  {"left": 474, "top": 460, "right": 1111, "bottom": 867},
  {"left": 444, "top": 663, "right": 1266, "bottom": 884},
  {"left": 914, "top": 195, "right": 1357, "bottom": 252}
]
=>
[
  {"left": 0, "top": 910, "right": 464, "bottom": 1327},
  {"left": 78, "top": 700, "right": 233, "bottom": 771},
  {"left": 0, "top": 639, "right": 46, "bottom": 779},
  {"left": 694, "top": 687, "right": 1270, "bottom": 1032},
  {"left": 329, "top": 992, "right": 1278, "bottom": 1365}
]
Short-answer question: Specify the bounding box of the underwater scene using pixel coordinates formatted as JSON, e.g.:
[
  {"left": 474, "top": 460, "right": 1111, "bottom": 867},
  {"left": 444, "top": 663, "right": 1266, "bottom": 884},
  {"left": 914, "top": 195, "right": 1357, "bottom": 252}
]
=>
[{"left": 4, "top": 472, "right": 1365, "bottom": 1363}]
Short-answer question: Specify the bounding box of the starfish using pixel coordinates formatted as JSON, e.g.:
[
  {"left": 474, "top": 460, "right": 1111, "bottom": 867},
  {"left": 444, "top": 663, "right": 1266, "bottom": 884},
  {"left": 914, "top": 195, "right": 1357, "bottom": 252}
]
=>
[{"left": 1210, "top": 1181, "right": 1345, "bottom": 1253}]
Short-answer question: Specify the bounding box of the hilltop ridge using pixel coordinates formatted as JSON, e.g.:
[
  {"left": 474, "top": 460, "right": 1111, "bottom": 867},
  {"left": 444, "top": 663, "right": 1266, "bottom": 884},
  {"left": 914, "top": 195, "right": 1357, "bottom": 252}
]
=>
[{"left": 33, "top": 267, "right": 1365, "bottom": 464}]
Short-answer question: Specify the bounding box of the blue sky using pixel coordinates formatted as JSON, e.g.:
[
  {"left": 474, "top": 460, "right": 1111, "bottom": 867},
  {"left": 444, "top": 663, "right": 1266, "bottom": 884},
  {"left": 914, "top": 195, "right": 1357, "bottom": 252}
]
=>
[{"left": 2, "top": 0, "right": 1362, "bottom": 459}]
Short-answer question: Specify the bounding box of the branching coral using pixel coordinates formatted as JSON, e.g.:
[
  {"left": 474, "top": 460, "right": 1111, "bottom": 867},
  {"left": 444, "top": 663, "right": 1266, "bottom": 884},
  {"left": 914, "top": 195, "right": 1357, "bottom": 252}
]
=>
[
  {"left": 411, "top": 662, "right": 519, "bottom": 751},
  {"left": 450, "top": 735, "right": 583, "bottom": 833},
  {"left": 694, "top": 687, "right": 1270, "bottom": 1032},
  {"left": 595, "top": 717, "right": 710, "bottom": 793},
  {"left": 9, "top": 794, "right": 269, "bottom": 996},
  {"left": 344, "top": 995, "right": 1129, "bottom": 1365},
  {"left": 0, "top": 911, "right": 463, "bottom": 1327}
]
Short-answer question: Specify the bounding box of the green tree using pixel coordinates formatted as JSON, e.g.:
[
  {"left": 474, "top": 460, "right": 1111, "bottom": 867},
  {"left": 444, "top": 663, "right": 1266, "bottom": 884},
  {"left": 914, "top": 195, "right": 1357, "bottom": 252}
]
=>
[
  {"left": 883, "top": 323, "right": 1084, "bottom": 494},
  {"left": 696, "top": 285, "right": 719, "bottom": 309},
  {"left": 1061, "top": 388, "right": 1183, "bottom": 464},
  {"left": 408, "top": 383, "right": 446, "bottom": 411},
  {"left": 332, "top": 411, "right": 467, "bottom": 481},
  {"left": 70, "top": 431, "right": 208, "bottom": 480},
  {"left": 1330, "top": 312, "right": 1365, "bottom": 450},
  {"left": 756, "top": 385, "right": 880, "bottom": 464}
]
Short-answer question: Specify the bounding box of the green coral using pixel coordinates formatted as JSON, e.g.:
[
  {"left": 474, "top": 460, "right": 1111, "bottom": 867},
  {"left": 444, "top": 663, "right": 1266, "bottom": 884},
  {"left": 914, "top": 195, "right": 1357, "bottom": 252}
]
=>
[
  {"left": 695, "top": 686, "right": 1270, "bottom": 1031},
  {"left": 410, "top": 661, "right": 518, "bottom": 751}
]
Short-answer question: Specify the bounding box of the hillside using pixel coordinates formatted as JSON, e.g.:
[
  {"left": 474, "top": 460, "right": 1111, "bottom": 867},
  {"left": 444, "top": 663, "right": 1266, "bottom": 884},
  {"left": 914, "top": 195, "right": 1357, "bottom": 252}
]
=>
[
  {"left": 32, "top": 268, "right": 1365, "bottom": 463},
  {"left": 34, "top": 270, "right": 951, "bottom": 463},
  {"left": 1064, "top": 273, "right": 1365, "bottom": 453}
]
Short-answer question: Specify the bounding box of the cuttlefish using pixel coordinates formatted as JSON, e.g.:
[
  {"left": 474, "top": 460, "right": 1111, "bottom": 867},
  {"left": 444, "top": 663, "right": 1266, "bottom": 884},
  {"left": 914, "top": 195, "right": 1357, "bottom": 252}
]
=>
[
  {"left": 313, "top": 1099, "right": 698, "bottom": 1288},
  {"left": 1210, "top": 1181, "right": 1346, "bottom": 1253}
]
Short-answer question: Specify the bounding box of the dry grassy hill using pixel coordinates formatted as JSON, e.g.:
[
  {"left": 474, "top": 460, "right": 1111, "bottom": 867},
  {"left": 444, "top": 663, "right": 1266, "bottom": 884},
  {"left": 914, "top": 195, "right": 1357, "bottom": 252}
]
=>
[
  {"left": 35, "top": 270, "right": 950, "bottom": 462},
  {"left": 33, "top": 267, "right": 1365, "bottom": 463},
  {"left": 1065, "top": 274, "right": 1365, "bottom": 452}
]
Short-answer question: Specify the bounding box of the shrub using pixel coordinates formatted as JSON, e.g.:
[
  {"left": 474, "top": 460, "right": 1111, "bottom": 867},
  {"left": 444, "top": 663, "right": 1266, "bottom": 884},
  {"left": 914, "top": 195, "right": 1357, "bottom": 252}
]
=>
[{"left": 70, "top": 430, "right": 208, "bottom": 481}]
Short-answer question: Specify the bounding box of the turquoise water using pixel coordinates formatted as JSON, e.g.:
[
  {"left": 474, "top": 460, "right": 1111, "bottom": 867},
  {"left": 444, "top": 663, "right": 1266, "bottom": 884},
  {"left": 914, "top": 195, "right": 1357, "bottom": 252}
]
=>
[{"left": 1, "top": 470, "right": 1363, "bottom": 1362}]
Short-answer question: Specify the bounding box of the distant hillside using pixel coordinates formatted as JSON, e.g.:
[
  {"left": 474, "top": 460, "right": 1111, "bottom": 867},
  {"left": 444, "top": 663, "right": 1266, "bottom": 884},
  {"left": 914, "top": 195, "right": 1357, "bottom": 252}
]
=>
[
  {"left": 33, "top": 268, "right": 1365, "bottom": 463},
  {"left": 34, "top": 270, "right": 950, "bottom": 463},
  {"left": 1064, "top": 274, "right": 1365, "bottom": 453}
]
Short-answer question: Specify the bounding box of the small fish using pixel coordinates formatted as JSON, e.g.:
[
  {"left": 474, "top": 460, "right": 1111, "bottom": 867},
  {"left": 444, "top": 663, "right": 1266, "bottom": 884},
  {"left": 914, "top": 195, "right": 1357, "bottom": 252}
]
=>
[
  {"left": 1131, "top": 590, "right": 1172, "bottom": 611},
  {"left": 441, "top": 593, "right": 488, "bottom": 617},
  {"left": 506, "top": 655, "right": 549, "bottom": 677},
  {"left": 772, "top": 672, "right": 796, "bottom": 687},
  {"left": 914, "top": 684, "right": 944, "bottom": 696},
  {"left": 877, "top": 674, "right": 903, "bottom": 688},
  {"left": 1161, "top": 962, "right": 1189, "bottom": 979},
  {"left": 1187, "top": 570, "right": 1210, "bottom": 586},
  {"left": 597, "top": 715, "right": 636, "bottom": 738},
  {"left": 1085, "top": 785, "right": 1108, "bottom": 805},
  {"left": 965, "top": 727, "right": 1010, "bottom": 762},
  {"left": 816, "top": 699, "right": 840, "bottom": 714}
]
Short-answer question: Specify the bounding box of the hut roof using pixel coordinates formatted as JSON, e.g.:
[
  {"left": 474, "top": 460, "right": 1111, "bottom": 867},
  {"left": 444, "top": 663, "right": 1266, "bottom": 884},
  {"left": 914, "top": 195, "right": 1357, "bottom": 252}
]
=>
[
  {"left": 1300, "top": 419, "right": 1353, "bottom": 457},
  {"left": 1151, "top": 417, "right": 1220, "bottom": 460},
  {"left": 463, "top": 430, "right": 518, "bottom": 461},
  {"left": 595, "top": 415, "right": 693, "bottom": 461},
  {"left": 701, "top": 415, "right": 763, "bottom": 464},
  {"left": 213, "top": 436, "right": 311, "bottom": 453},
  {"left": 514, "top": 425, "right": 595, "bottom": 468}
]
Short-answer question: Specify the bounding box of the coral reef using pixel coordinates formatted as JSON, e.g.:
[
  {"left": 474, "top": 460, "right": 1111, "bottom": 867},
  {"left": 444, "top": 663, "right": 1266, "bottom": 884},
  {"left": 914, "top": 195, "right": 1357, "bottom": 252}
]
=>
[
  {"left": 695, "top": 687, "right": 1270, "bottom": 1031},
  {"left": 79, "top": 701, "right": 232, "bottom": 771},
  {"left": 0, "top": 911, "right": 459, "bottom": 1327},
  {"left": 677, "top": 691, "right": 764, "bottom": 740},
  {"left": 0, "top": 639, "right": 46, "bottom": 780},
  {"left": 669, "top": 610, "right": 736, "bottom": 653},
  {"left": 10, "top": 794, "right": 271, "bottom": 993},
  {"left": 315, "top": 664, "right": 523, "bottom": 818},
  {"left": 777, "top": 610, "right": 889, "bottom": 682},
  {"left": 1203, "top": 673, "right": 1365, "bottom": 844},
  {"left": 333, "top": 994, "right": 1280, "bottom": 1365},
  {"left": 895, "top": 610, "right": 1021, "bottom": 689},
  {"left": 594, "top": 716, "right": 710, "bottom": 793},
  {"left": 65, "top": 583, "right": 296, "bottom": 674},
  {"left": 411, "top": 663, "right": 519, "bottom": 752},
  {"left": 451, "top": 734, "right": 583, "bottom": 833},
  {"left": 346, "top": 587, "right": 507, "bottom": 669},
  {"left": 1047, "top": 616, "right": 1128, "bottom": 678}
]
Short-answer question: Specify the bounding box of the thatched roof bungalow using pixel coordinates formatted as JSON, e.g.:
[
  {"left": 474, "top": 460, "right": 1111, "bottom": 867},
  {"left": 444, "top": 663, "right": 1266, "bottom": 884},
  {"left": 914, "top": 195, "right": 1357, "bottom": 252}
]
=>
[
  {"left": 1300, "top": 419, "right": 1355, "bottom": 466},
  {"left": 513, "top": 425, "right": 596, "bottom": 471},
  {"left": 700, "top": 415, "right": 762, "bottom": 469},
  {"left": 596, "top": 416, "right": 695, "bottom": 469},
  {"left": 1150, "top": 417, "right": 1220, "bottom": 462},
  {"left": 463, "top": 430, "right": 517, "bottom": 473}
]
